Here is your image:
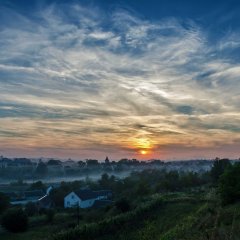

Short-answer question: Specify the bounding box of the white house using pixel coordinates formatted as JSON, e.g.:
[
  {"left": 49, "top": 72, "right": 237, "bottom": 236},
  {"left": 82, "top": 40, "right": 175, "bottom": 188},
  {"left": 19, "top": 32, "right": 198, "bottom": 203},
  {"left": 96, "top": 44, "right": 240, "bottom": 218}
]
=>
[{"left": 64, "top": 189, "right": 112, "bottom": 208}]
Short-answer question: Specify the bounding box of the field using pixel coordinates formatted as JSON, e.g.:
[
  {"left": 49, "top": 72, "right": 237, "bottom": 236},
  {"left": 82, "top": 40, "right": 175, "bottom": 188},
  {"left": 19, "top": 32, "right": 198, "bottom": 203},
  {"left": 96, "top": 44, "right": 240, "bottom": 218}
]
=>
[
  {"left": 1, "top": 161, "right": 240, "bottom": 240},
  {"left": 1, "top": 191, "right": 240, "bottom": 240}
]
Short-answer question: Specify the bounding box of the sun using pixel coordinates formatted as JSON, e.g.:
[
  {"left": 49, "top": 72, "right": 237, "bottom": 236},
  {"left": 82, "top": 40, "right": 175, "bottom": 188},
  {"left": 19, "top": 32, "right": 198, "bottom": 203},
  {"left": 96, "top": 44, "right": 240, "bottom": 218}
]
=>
[
  {"left": 130, "top": 137, "right": 153, "bottom": 156},
  {"left": 140, "top": 150, "right": 147, "bottom": 155}
]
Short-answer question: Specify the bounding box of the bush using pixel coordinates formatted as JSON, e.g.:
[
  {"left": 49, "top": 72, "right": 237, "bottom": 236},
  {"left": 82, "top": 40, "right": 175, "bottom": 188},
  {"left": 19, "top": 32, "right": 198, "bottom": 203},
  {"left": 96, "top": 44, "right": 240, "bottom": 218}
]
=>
[
  {"left": 211, "top": 158, "right": 231, "bottom": 183},
  {"left": 45, "top": 209, "right": 55, "bottom": 222},
  {"left": 219, "top": 163, "right": 240, "bottom": 205},
  {"left": 115, "top": 199, "right": 131, "bottom": 213},
  {"left": 53, "top": 197, "right": 163, "bottom": 240},
  {"left": 0, "top": 192, "right": 10, "bottom": 214},
  {"left": 25, "top": 202, "right": 38, "bottom": 216},
  {"left": 29, "top": 180, "right": 45, "bottom": 190},
  {"left": 1, "top": 208, "right": 28, "bottom": 233}
]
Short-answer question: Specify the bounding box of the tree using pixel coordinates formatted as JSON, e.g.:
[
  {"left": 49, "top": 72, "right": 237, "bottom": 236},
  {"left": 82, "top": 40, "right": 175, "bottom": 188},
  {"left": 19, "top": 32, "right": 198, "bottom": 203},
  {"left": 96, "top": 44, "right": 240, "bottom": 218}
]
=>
[
  {"left": 135, "top": 181, "right": 151, "bottom": 196},
  {"left": 47, "top": 159, "right": 62, "bottom": 166},
  {"left": 115, "top": 198, "right": 131, "bottom": 213},
  {"left": 77, "top": 161, "right": 85, "bottom": 168},
  {"left": 105, "top": 156, "right": 110, "bottom": 164},
  {"left": 211, "top": 158, "right": 231, "bottom": 183},
  {"left": 1, "top": 208, "right": 28, "bottom": 232},
  {"left": 98, "top": 173, "right": 110, "bottom": 188},
  {"left": 29, "top": 180, "right": 45, "bottom": 190},
  {"left": 219, "top": 163, "right": 240, "bottom": 205},
  {"left": 86, "top": 159, "right": 99, "bottom": 167},
  {"left": 35, "top": 161, "right": 48, "bottom": 177},
  {"left": 0, "top": 192, "right": 10, "bottom": 214},
  {"left": 50, "top": 189, "right": 67, "bottom": 208}
]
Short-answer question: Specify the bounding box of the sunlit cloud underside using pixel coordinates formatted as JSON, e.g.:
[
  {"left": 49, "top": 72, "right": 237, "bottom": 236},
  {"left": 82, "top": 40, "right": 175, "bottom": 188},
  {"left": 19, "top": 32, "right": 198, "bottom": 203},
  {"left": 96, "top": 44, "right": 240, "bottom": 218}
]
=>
[{"left": 0, "top": 3, "right": 239, "bottom": 160}]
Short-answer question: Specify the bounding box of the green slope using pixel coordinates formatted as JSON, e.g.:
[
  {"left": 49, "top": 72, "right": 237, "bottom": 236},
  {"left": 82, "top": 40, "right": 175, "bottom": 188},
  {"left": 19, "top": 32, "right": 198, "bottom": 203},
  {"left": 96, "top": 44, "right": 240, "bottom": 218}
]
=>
[{"left": 52, "top": 194, "right": 240, "bottom": 240}]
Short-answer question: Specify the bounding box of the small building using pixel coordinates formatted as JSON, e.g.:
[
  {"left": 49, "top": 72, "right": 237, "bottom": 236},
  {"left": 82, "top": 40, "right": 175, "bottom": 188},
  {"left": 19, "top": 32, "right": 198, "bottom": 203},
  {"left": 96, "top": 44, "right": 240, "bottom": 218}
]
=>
[
  {"left": 37, "top": 195, "right": 54, "bottom": 209},
  {"left": 64, "top": 189, "right": 112, "bottom": 208},
  {"left": 10, "top": 187, "right": 53, "bottom": 206},
  {"left": 11, "top": 190, "right": 45, "bottom": 205},
  {"left": 24, "top": 190, "right": 45, "bottom": 201}
]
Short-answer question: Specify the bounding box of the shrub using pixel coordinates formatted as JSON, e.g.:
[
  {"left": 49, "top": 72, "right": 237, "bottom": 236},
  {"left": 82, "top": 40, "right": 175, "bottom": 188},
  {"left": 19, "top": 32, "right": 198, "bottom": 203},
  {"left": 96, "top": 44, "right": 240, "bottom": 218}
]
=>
[
  {"left": 219, "top": 163, "right": 240, "bottom": 205},
  {"left": 115, "top": 199, "right": 131, "bottom": 213},
  {"left": 1, "top": 208, "right": 28, "bottom": 233},
  {"left": 0, "top": 192, "right": 10, "bottom": 214},
  {"left": 52, "top": 197, "right": 163, "bottom": 240},
  {"left": 25, "top": 202, "right": 38, "bottom": 216},
  {"left": 211, "top": 158, "right": 231, "bottom": 184},
  {"left": 45, "top": 209, "right": 55, "bottom": 222}
]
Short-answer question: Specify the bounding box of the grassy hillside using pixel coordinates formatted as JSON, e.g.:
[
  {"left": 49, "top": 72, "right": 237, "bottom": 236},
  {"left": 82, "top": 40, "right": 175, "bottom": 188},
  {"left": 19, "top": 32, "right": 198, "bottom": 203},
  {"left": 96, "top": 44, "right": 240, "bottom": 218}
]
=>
[
  {"left": 52, "top": 194, "right": 205, "bottom": 240},
  {"left": 1, "top": 192, "right": 240, "bottom": 240},
  {"left": 0, "top": 213, "right": 75, "bottom": 240},
  {"left": 52, "top": 193, "right": 240, "bottom": 240}
]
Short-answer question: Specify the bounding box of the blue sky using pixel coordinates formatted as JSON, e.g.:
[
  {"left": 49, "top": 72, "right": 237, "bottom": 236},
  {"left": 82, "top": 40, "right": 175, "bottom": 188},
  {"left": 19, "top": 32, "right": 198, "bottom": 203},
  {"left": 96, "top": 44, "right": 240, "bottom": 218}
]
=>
[{"left": 0, "top": 0, "right": 239, "bottom": 160}]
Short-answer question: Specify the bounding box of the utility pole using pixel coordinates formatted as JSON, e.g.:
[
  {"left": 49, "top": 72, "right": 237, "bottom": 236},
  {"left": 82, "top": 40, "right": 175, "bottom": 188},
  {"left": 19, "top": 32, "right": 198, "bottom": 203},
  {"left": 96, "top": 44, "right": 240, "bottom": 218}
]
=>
[{"left": 77, "top": 204, "right": 80, "bottom": 225}]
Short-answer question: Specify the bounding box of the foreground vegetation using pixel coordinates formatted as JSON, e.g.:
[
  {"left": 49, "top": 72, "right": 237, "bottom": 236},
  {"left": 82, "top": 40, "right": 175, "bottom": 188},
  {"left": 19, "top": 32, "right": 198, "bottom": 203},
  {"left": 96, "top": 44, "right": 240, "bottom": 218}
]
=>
[{"left": 1, "top": 158, "right": 240, "bottom": 240}]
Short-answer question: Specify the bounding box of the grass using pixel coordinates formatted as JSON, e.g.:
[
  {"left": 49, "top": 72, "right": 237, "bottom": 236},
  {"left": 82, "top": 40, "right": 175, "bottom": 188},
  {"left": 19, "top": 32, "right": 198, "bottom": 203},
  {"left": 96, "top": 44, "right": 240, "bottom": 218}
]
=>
[
  {"left": 0, "top": 212, "right": 77, "bottom": 240},
  {"left": 98, "top": 200, "right": 203, "bottom": 240},
  {"left": 2, "top": 192, "right": 240, "bottom": 240},
  {"left": 52, "top": 194, "right": 206, "bottom": 240},
  {"left": 0, "top": 225, "right": 56, "bottom": 240}
]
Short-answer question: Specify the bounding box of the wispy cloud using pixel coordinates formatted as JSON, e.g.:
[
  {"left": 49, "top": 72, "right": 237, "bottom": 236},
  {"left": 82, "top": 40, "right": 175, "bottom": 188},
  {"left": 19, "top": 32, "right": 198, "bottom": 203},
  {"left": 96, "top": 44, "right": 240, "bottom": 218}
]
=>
[{"left": 0, "top": 2, "right": 239, "bottom": 159}]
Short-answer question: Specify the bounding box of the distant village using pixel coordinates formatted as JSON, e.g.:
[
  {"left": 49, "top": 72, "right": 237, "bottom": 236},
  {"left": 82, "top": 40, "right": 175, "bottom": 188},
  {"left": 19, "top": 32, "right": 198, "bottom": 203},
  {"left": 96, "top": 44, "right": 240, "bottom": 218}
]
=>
[
  {"left": 0, "top": 156, "right": 220, "bottom": 211},
  {"left": 1, "top": 156, "right": 239, "bottom": 211},
  {"left": 4, "top": 185, "right": 113, "bottom": 210},
  {"left": 0, "top": 156, "right": 218, "bottom": 181}
]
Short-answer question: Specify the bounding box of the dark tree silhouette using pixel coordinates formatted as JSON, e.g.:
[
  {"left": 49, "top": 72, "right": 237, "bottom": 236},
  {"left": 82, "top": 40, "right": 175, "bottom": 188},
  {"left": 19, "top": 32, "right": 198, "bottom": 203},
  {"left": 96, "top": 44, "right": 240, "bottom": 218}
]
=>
[
  {"left": 211, "top": 158, "right": 231, "bottom": 183},
  {"left": 0, "top": 192, "right": 10, "bottom": 214},
  {"left": 35, "top": 161, "right": 48, "bottom": 177},
  {"left": 1, "top": 208, "right": 28, "bottom": 233},
  {"left": 115, "top": 198, "right": 131, "bottom": 213},
  {"left": 219, "top": 163, "right": 240, "bottom": 205}
]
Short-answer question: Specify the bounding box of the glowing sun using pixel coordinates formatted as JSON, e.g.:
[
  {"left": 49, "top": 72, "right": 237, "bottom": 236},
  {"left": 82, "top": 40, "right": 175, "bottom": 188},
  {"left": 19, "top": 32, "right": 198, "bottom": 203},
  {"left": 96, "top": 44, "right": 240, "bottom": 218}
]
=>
[
  {"left": 130, "top": 137, "right": 153, "bottom": 156},
  {"left": 140, "top": 150, "right": 147, "bottom": 155}
]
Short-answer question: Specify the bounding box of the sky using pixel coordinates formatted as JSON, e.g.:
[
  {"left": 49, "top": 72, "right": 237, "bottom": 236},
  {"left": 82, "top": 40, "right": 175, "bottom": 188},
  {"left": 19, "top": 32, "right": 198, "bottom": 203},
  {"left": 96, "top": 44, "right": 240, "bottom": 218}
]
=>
[{"left": 0, "top": 0, "right": 239, "bottom": 160}]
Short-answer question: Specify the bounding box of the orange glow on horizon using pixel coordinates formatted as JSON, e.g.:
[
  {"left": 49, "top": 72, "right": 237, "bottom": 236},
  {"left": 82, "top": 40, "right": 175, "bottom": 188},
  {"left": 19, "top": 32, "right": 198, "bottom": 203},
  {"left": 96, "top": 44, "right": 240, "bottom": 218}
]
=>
[
  {"left": 140, "top": 150, "right": 147, "bottom": 155},
  {"left": 130, "top": 137, "right": 154, "bottom": 156}
]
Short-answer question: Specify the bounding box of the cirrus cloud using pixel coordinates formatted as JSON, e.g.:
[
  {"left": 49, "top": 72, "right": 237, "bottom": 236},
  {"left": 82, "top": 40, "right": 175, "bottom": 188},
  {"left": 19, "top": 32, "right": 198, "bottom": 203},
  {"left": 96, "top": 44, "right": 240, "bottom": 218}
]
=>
[{"left": 0, "top": 2, "right": 239, "bottom": 160}]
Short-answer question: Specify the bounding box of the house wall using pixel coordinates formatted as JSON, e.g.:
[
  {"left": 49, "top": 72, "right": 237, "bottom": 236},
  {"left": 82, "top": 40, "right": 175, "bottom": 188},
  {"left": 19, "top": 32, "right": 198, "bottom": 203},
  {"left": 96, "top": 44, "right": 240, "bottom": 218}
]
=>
[
  {"left": 80, "top": 199, "right": 95, "bottom": 208},
  {"left": 64, "top": 192, "right": 81, "bottom": 208},
  {"left": 64, "top": 191, "right": 110, "bottom": 208},
  {"left": 97, "top": 195, "right": 107, "bottom": 200}
]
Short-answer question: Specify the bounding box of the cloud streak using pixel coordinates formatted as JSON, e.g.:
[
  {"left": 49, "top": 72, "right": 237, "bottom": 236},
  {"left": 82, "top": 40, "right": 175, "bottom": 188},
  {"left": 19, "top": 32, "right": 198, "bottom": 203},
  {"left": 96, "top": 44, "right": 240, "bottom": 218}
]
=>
[{"left": 0, "top": 2, "right": 239, "bottom": 160}]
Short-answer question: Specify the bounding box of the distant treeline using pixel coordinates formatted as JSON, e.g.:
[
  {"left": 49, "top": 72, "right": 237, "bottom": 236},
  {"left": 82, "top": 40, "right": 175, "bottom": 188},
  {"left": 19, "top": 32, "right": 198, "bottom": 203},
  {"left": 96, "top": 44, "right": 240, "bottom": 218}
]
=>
[{"left": 0, "top": 155, "right": 239, "bottom": 181}]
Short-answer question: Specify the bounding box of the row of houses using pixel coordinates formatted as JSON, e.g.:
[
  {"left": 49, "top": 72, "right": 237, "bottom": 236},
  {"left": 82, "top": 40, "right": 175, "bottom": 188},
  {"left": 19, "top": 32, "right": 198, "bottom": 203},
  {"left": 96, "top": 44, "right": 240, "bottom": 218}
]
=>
[
  {"left": 64, "top": 189, "right": 112, "bottom": 208},
  {"left": 3, "top": 187, "right": 113, "bottom": 209}
]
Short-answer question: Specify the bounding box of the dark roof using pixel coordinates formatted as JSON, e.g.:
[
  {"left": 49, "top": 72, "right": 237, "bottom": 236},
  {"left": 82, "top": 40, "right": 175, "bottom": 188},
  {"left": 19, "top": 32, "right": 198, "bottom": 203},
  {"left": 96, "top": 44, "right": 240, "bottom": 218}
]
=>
[
  {"left": 75, "top": 189, "right": 97, "bottom": 200},
  {"left": 24, "top": 190, "right": 45, "bottom": 198},
  {"left": 3, "top": 192, "right": 18, "bottom": 199},
  {"left": 95, "top": 190, "right": 112, "bottom": 196},
  {"left": 92, "top": 200, "right": 113, "bottom": 208},
  {"left": 74, "top": 189, "right": 112, "bottom": 201}
]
